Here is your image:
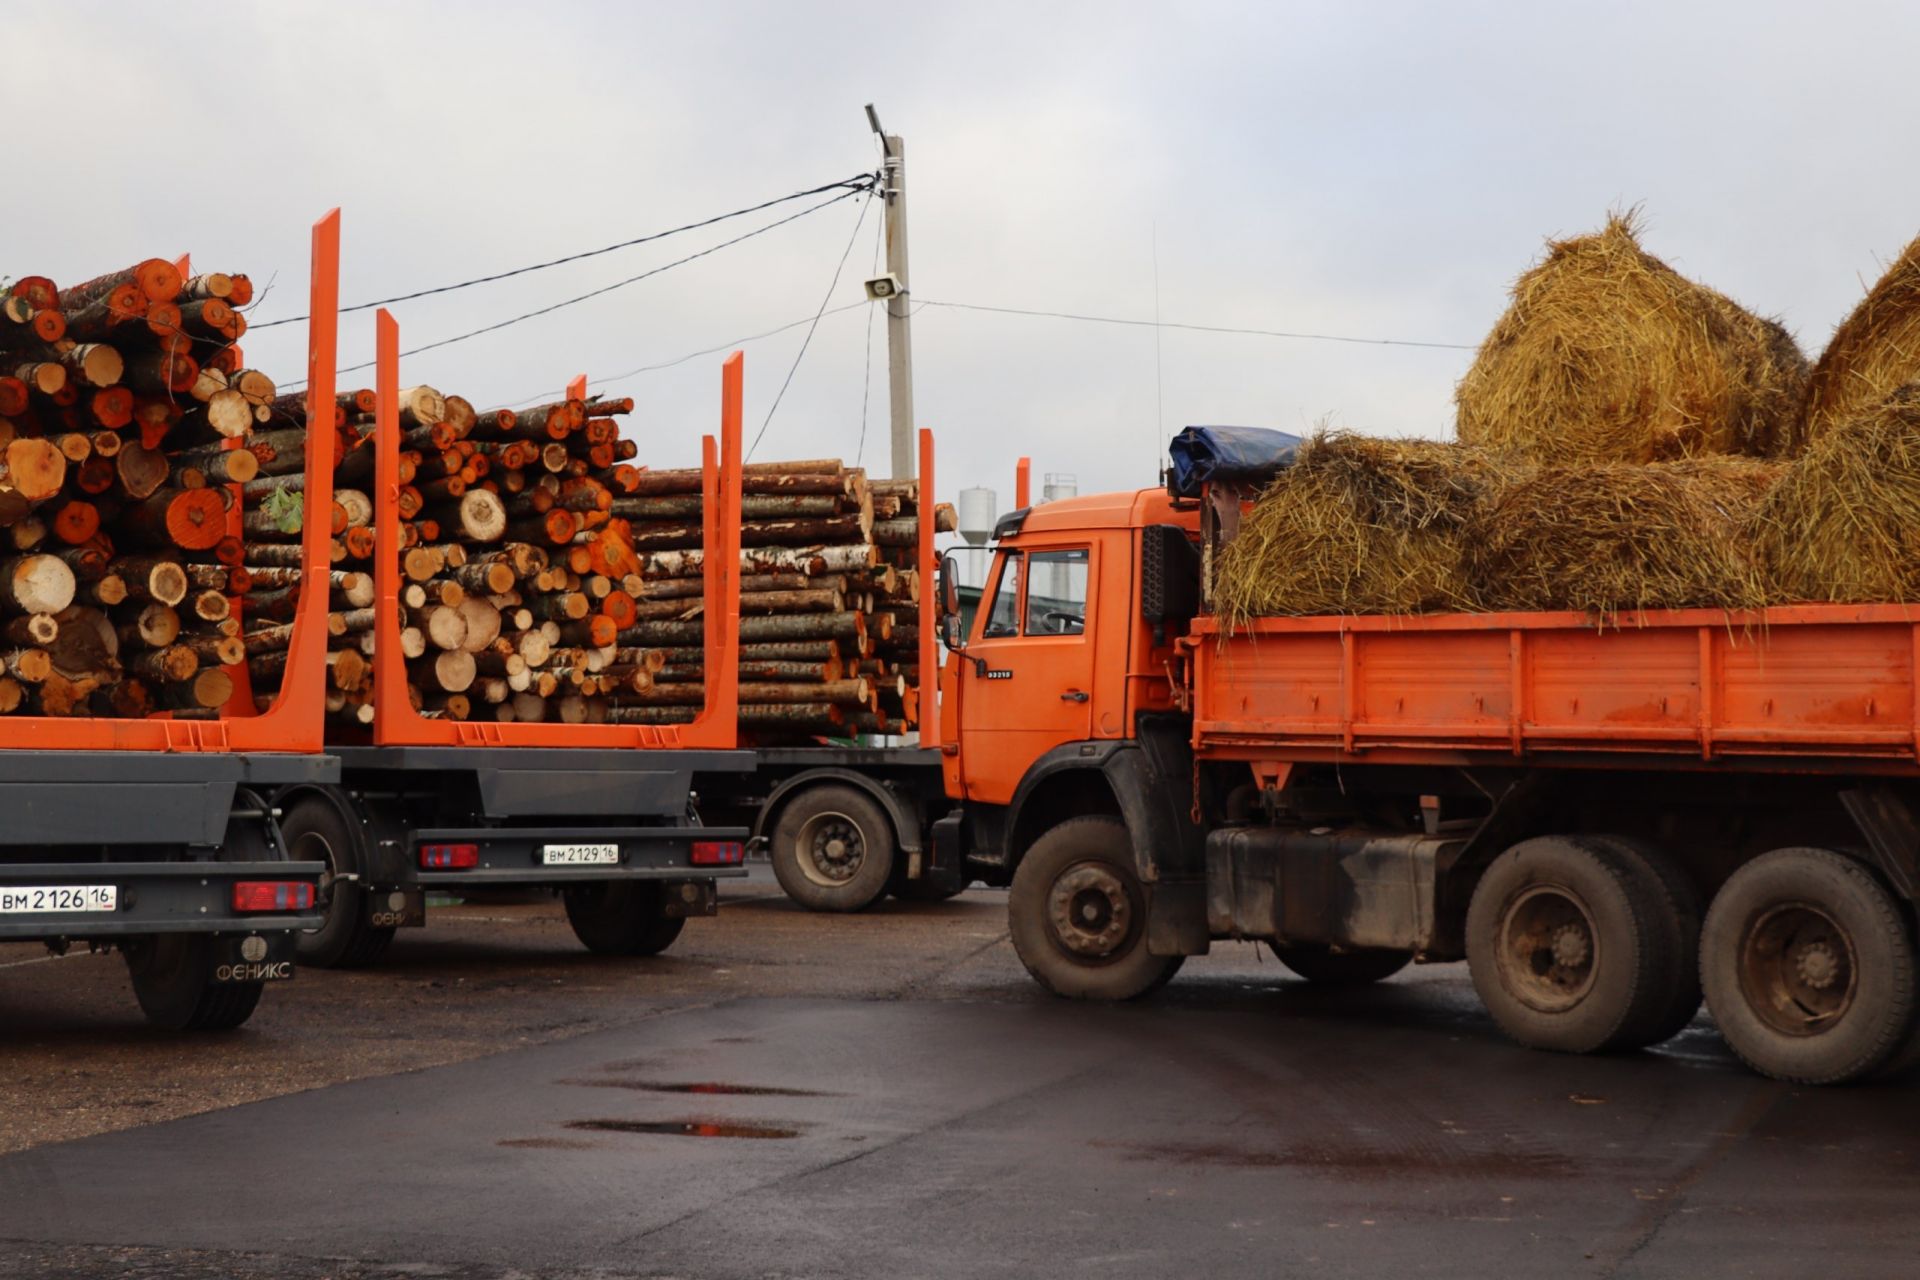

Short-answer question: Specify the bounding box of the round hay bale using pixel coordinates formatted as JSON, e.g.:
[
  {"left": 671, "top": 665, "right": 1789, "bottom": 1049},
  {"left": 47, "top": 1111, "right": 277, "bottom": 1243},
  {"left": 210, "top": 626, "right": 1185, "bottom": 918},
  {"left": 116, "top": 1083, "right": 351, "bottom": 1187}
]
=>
[
  {"left": 1801, "top": 233, "right": 1920, "bottom": 448},
  {"left": 1455, "top": 213, "right": 1808, "bottom": 465},
  {"left": 1213, "top": 432, "right": 1517, "bottom": 622},
  {"left": 1750, "top": 386, "right": 1920, "bottom": 602},
  {"left": 1464, "top": 457, "right": 1781, "bottom": 618}
]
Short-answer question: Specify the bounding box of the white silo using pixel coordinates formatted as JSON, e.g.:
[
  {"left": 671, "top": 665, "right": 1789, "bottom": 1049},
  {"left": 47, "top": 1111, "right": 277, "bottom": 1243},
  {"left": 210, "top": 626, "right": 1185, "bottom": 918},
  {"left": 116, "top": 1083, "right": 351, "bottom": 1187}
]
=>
[{"left": 956, "top": 486, "right": 997, "bottom": 587}]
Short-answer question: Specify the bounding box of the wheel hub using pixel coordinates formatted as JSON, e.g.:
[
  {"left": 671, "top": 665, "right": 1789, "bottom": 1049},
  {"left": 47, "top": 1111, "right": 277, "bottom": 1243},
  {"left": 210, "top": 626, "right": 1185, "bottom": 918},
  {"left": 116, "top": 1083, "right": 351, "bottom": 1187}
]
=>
[
  {"left": 1047, "top": 864, "right": 1133, "bottom": 959},
  {"left": 1497, "top": 884, "right": 1601, "bottom": 1014},
  {"left": 1794, "top": 940, "right": 1841, "bottom": 991},
  {"left": 1551, "top": 923, "right": 1592, "bottom": 970},
  {"left": 795, "top": 813, "right": 864, "bottom": 887},
  {"left": 1742, "top": 904, "right": 1857, "bottom": 1036}
]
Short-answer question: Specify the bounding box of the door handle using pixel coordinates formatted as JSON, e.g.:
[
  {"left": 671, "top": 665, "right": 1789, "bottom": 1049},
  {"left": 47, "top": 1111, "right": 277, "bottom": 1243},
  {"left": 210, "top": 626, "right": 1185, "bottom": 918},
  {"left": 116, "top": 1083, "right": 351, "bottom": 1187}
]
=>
[{"left": 1061, "top": 690, "right": 1089, "bottom": 703}]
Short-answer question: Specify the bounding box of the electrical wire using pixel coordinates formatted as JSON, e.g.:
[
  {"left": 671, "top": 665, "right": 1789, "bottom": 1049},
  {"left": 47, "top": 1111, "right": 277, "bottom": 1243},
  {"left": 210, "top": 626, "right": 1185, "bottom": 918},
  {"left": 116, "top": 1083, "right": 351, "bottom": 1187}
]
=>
[
  {"left": 283, "top": 186, "right": 870, "bottom": 387},
  {"left": 914, "top": 299, "right": 1478, "bottom": 351},
  {"left": 251, "top": 174, "right": 877, "bottom": 329},
  {"left": 747, "top": 190, "right": 876, "bottom": 460},
  {"left": 854, "top": 209, "right": 885, "bottom": 466}
]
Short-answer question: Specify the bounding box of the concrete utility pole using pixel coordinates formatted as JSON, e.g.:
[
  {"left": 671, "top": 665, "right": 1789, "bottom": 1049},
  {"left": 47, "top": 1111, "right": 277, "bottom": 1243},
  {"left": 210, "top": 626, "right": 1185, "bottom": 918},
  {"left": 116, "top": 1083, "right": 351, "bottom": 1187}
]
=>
[{"left": 866, "top": 104, "right": 915, "bottom": 480}]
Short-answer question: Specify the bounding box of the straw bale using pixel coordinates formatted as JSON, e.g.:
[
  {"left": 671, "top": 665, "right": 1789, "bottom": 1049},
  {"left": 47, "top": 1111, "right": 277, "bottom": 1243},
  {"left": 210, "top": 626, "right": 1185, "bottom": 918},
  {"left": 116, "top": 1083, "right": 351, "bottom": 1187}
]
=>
[
  {"left": 1801, "top": 233, "right": 1920, "bottom": 449},
  {"left": 1213, "top": 432, "right": 1517, "bottom": 622},
  {"left": 1455, "top": 214, "right": 1807, "bottom": 465},
  {"left": 1750, "top": 386, "right": 1920, "bottom": 602},
  {"left": 1464, "top": 457, "right": 1781, "bottom": 617}
]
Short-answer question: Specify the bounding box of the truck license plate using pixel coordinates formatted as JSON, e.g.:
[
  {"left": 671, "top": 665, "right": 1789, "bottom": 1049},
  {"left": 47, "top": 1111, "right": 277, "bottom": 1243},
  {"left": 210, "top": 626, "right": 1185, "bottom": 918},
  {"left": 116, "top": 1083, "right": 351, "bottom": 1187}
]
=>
[
  {"left": 542, "top": 844, "right": 619, "bottom": 866},
  {"left": 0, "top": 885, "right": 117, "bottom": 914}
]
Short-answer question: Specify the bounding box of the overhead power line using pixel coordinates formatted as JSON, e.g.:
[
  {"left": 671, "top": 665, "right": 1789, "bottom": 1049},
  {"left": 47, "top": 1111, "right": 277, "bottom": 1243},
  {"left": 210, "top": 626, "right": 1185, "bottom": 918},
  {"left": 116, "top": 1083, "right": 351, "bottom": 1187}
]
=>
[
  {"left": 284, "top": 185, "right": 870, "bottom": 387},
  {"left": 252, "top": 174, "right": 877, "bottom": 329},
  {"left": 749, "top": 190, "right": 876, "bottom": 460},
  {"left": 913, "top": 299, "right": 1478, "bottom": 351}
]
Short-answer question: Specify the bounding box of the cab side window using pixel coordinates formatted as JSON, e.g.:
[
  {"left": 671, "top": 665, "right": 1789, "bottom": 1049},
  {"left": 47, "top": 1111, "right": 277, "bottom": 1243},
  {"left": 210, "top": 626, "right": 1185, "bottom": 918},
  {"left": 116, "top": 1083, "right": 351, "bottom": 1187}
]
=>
[
  {"left": 1025, "top": 549, "right": 1088, "bottom": 636},
  {"left": 981, "top": 551, "right": 1023, "bottom": 638}
]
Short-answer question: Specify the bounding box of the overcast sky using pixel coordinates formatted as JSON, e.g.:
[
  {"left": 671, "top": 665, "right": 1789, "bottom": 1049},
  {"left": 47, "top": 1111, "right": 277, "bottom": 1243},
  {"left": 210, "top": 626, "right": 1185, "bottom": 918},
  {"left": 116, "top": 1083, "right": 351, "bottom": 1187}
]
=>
[{"left": 19, "top": 1, "right": 1920, "bottom": 523}]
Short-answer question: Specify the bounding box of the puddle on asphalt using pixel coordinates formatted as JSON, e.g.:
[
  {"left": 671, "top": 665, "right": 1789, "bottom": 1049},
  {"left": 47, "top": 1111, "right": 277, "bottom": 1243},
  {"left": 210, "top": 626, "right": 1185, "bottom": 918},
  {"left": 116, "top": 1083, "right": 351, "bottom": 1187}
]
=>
[
  {"left": 567, "top": 1119, "right": 802, "bottom": 1139},
  {"left": 498, "top": 1137, "right": 601, "bottom": 1151},
  {"left": 561, "top": 1078, "right": 838, "bottom": 1098}
]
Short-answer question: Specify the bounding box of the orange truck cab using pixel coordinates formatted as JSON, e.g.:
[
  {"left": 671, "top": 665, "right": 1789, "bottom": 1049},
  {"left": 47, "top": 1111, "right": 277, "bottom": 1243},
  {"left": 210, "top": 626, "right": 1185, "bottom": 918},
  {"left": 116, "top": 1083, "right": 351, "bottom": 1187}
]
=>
[{"left": 935, "top": 427, "right": 1920, "bottom": 1086}]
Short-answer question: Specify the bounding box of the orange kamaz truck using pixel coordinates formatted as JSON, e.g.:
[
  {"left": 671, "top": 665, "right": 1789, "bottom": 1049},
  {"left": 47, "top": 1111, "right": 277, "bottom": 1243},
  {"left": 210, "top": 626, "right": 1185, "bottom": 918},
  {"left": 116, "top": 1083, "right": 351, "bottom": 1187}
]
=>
[{"left": 933, "top": 427, "right": 1920, "bottom": 1085}]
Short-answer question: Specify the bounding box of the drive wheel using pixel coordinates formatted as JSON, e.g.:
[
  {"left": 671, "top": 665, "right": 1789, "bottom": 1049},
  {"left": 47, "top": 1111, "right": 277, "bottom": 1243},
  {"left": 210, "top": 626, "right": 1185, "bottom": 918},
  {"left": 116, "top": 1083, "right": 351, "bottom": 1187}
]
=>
[
  {"left": 1584, "top": 834, "right": 1705, "bottom": 1048},
  {"left": 1273, "top": 944, "right": 1411, "bottom": 985},
  {"left": 1701, "top": 848, "right": 1915, "bottom": 1085},
  {"left": 125, "top": 936, "right": 264, "bottom": 1032},
  {"left": 563, "top": 881, "right": 685, "bottom": 956},
  {"left": 282, "top": 796, "right": 394, "bottom": 969},
  {"left": 1466, "top": 835, "right": 1675, "bottom": 1055},
  {"left": 1009, "top": 816, "right": 1183, "bottom": 1000},
  {"left": 770, "top": 785, "right": 895, "bottom": 912}
]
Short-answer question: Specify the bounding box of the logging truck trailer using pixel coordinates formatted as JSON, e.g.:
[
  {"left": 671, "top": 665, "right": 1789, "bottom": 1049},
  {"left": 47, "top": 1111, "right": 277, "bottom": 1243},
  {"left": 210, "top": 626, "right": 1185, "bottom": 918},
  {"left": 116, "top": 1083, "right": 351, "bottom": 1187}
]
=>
[
  {"left": 282, "top": 332, "right": 754, "bottom": 968},
  {"left": 934, "top": 442, "right": 1920, "bottom": 1084},
  {"left": 693, "top": 429, "right": 967, "bottom": 912},
  {"left": 0, "top": 216, "right": 348, "bottom": 1031}
]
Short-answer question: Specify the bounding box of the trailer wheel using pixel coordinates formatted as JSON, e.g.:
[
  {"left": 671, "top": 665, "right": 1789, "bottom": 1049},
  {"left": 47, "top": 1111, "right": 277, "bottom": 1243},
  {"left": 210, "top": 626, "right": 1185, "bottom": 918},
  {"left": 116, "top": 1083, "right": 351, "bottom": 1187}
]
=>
[
  {"left": 1466, "top": 835, "right": 1676, "bottom": 1055},
  {"left": 125, "top": 936, "right": 264, "bottom": 1032},
  {"left": 769, "top": 785, "right": 894, "bottom": 912},
  {"left": 1585, "top": 835, "right": 1705, "bottom": 1048},
  {"left": 1701, "top": 848, "right": 1915, "bottom": 1085},
  {"left": 1009, "top": 816, "right": 1183, "bottom": 1000},
  {"left": 281, "top": 796, "right": 394, "bottom": 969},
  {"left": 1273, "top": 945, "right": 1411, "bottom": 985},
  {"left": 563, "top": 881, "right": 685, "bottom": 956}
]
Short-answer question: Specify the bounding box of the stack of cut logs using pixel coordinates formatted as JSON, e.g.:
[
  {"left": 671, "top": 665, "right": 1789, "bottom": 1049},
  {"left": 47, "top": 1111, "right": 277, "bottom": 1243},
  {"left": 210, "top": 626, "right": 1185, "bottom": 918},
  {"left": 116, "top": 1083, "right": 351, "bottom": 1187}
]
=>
[
  {"left": 238, "top": 379, "right": 953, "bottom": 741},
  {"left": 0, "top": 258, "right": 274, "bottom": 717}
]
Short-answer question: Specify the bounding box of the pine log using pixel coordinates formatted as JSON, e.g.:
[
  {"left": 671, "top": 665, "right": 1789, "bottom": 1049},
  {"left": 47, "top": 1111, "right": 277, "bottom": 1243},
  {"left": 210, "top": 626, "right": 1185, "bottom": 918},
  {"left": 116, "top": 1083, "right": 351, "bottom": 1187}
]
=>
[
  {"left": 5, "top": 437, "right": 66, "bottom": 501},
  {"left": 0, "top": 554, "right": 75, "bottom": 614},
  {"left": 638, "top": 543, "right": 875, "bottom": 578},
  {"left": 2, "top": 613, "right": 57, "bottom": 646}
]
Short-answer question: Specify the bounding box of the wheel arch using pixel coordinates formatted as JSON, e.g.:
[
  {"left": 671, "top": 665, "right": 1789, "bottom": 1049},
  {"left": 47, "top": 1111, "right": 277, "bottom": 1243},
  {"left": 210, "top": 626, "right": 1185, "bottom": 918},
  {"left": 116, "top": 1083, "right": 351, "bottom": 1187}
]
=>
[
  {"left": 754, "top": 768, "right": 923, "bottom": 857},
  {"left": 1004, "top": 741, "right": 1199, "bottom": 882},
  {"left": 273, "top": 783, "right": 380, "bottom": 877}
]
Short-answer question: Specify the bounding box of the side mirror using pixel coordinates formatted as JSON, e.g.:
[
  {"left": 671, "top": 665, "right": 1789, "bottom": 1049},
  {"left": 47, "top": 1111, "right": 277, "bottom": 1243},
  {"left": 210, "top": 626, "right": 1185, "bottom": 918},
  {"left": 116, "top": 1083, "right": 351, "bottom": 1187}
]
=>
[{"left": 939, "top": 553, "right": 965, "bottom": 651}]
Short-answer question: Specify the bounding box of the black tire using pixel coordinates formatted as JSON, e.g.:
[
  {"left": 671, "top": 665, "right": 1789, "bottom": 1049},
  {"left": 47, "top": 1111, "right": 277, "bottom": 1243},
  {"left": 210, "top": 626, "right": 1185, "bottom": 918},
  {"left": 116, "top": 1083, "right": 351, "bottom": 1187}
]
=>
[
  {"left": 769, "top": 785, "right": 895, "bottom": 912},
  {"left": 1585, "top": 834, "right": 1706, "bottom": 1048},
  {"left": 1009, "top": 816, "right": 1184, "bottom": 1000},
  {"left": 1273, "top": 944, "right": 1411, "bottom": 985},
  {"left": 281, "top": 795, "right": 394, "bottom": 969},
  {"left": 563, "top": 881, "right": 686, "bottom": 956},
  {"left": 1701, "top": 847, "right": 1916, "bottom": 1085},
  {"left": 125, "top": 936, "right": 265, "bottom": 1032},
  {"left": 1466, "top": 835, "right": 1677, "bottom": 1055}
]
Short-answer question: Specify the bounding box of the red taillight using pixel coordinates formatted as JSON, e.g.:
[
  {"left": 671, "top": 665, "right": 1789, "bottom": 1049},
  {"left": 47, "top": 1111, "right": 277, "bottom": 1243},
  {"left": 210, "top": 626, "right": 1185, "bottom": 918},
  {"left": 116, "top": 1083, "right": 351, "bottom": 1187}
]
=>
[
  {"left": 232, "top": 881, "right": 316, "bottom": 912},
  {"left": 691, "top": 840, "right": 744, "bottom": 866},
  {"left": 419, "top": 843, "right": 479, "bottom": 869}
]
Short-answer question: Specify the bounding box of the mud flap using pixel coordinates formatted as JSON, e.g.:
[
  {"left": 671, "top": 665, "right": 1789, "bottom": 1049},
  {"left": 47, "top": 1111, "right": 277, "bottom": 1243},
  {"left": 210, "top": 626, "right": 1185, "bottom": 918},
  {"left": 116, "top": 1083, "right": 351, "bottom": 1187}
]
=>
[{"left": 1147, "top": 880, "right": 1210, "bottom": 957}]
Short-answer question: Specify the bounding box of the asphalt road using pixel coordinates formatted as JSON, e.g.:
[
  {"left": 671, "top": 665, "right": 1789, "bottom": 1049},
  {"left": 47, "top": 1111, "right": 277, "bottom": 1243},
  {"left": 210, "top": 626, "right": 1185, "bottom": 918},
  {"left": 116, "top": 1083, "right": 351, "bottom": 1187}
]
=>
[{"left": 1, "top": 868, "right": 1915, "bottom": 1279}]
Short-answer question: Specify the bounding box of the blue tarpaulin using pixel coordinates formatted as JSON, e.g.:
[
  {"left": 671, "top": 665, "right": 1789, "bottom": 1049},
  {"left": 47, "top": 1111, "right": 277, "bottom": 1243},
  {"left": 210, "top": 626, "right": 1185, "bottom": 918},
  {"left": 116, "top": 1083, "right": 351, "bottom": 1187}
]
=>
[{"left": 1166, "top": 426, "right": 1303, "bottom": 499}]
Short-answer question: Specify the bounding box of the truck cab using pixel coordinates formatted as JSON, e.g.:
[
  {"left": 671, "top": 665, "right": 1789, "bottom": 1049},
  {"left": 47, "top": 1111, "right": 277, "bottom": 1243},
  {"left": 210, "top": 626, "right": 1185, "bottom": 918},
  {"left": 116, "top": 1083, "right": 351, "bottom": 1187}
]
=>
[{"left": 935, "top": 488, "right": 1210, "bottom": 993}]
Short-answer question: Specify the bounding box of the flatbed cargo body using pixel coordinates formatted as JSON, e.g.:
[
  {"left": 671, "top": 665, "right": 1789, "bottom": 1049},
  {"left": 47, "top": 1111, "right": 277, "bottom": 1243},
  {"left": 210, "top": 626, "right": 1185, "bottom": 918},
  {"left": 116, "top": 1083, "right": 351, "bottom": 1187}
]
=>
[{"left": 1189, "top": 603, "right": 1920, "bottom": 770}]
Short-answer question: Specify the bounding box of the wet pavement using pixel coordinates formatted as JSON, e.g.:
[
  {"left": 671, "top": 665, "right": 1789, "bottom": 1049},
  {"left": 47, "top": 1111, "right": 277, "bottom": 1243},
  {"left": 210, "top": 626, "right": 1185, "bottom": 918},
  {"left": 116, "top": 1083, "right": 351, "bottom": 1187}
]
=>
[{"left": 1, "top": 869, "right": 1916, "bottom": 1278}]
